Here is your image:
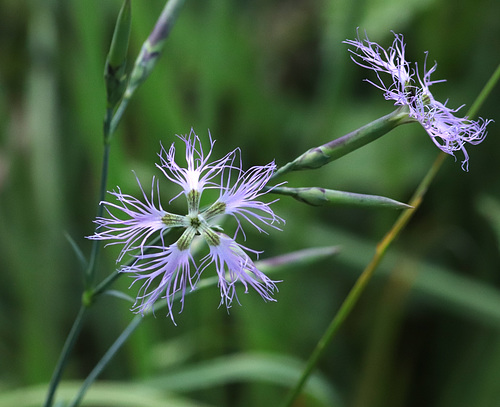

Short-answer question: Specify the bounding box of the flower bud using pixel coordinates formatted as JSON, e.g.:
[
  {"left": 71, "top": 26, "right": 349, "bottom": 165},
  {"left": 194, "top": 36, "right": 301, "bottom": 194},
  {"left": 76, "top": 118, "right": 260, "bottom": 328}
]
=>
[
  {"left": 273, "top": 107, "right": 410, "bottom": 178},
  {"left": 272, "top": 186, "right": 411, "bottom": 210},
  {"left": 125, "top": 0, "right": 185, "bottom": 97},
  {"left": 104, "top": 0, "right": 132, "bottom": 108}
]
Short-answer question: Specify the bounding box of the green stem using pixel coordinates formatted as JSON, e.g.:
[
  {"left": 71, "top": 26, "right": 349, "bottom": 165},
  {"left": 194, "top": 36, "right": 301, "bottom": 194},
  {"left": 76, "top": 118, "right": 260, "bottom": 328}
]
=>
[
  {"left": 86, "top": 141, "right": 111, "bottom": 287},
  {"left": 108, "top": 96, "right": 130, "bottom": 141},
  {"left": 91, "top": 231, "right": 171, "bottom": 299},
  {"left": 44, "top": 1, "right": 190, "bottom": 404},
  {"left": 44, "top": 130, "right": 113, "bottom": 407},
  {"left": 68, "top": 315, "right": 143, "bottom": 407},
  {"left": 92, "top": 268, "right": 122, "bottom": 298},
  {"left": 45, "top": 41, "right": 128, "bottom": 407},
  {"left": 281, "top": 152, "right": 446, "bottom": 407},
  {"left": 67, "top": 278, "right": 246, "bottom": 406},
  {"left": 43, "top": 305, "right": 87, "bottom": 407},
  {"left": 468, "top": 62, "right": 500, "bottom": 119}
]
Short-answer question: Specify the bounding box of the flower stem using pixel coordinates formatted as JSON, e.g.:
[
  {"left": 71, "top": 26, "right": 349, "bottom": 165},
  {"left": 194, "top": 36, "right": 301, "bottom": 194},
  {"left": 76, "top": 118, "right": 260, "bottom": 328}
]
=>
[
  {"left": 43, "top": 305, "right": 87, "bottom": 407},
  {"left": 85, "top": 142, "right": 111, "bottom": 288},
  {"left": 108, "top": 96, "right": 130, "bottom": 140},
  {"left": 68, "top": 315, "right": 143, "bottom": 407},
  {"left": 468, "top": 62, "right": 500, "bottom": 119},
  {"left": 45, "top": 32, "right": 128, "bottom": 407},
  {"left": 44, "top": 2, "right": 190, "bottom": 405},
  {"left": 44, "top": 128, "right": 114, "bottom": 407}
]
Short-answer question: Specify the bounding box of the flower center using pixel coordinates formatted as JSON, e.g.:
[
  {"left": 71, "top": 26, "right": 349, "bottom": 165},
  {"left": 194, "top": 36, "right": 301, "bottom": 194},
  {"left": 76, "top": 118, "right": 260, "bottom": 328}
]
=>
[{"left": 189, "top": 215, "right": 202, "bottom": 230}]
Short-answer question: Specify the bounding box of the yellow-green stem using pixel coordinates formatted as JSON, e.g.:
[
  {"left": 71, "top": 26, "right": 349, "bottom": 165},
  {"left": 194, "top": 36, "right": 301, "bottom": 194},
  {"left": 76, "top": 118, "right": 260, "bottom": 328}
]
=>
[{"left": 281, "top": 152, "right": 445, "bottom": 407}]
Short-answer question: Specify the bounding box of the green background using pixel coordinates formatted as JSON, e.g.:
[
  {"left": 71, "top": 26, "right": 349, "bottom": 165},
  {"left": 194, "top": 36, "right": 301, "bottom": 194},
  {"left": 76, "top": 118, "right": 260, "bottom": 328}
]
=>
[{"left": 1, "top": 0, "right": 499, "bottom": 406}]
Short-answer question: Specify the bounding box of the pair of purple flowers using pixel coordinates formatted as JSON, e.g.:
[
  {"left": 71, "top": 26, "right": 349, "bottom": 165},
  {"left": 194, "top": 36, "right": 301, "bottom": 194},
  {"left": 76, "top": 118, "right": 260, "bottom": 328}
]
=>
[
  {"left": 91, "top": 32, "right": 491, "bottom": 322},
  {"left": 89, "top": 130, "right": 283, "bottom": 322},
  {"left": 345, "top": 31, "right": 491, "bottom": 171}
]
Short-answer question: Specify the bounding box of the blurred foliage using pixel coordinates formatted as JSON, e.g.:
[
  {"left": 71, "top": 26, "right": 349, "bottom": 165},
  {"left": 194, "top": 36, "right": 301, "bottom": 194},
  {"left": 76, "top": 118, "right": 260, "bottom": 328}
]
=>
[{"left": 0, "top": 0, "right": 499, "bottom": 406}]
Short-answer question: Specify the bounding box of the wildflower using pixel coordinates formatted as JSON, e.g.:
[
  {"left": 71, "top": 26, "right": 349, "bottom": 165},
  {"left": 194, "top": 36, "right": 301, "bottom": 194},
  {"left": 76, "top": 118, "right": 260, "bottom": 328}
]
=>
[
  {"left": 344, "top": 31, "right": 492, "bottom": 171},
  {"left": 88, "top": 129, "right": 283, "bottom": 322},
  {"left": 204, "top": 233, "right": 278, "bottom": 308}
]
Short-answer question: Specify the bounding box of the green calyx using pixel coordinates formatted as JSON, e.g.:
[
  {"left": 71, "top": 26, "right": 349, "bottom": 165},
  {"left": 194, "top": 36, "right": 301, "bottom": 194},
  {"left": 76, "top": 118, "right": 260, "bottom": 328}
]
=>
[
  {"left": 124, "top": 0, "right": 186, "bottom": 98},
  {"left": 420, "top": 92, "right": 432, "bottom": 106}
]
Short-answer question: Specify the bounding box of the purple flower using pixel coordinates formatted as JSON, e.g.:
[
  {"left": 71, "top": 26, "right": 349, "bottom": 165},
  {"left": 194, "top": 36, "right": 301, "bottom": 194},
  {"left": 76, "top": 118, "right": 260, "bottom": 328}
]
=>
[
  {"left": 202, "top": 232, "right": 278, "bottom": 309},
  {"left": 203, "top": 151, "right": 283, "bottom": 236},
  {"left": 123, "top": 244, "right": 195, "bottom": 320},
  {"left": 88, "top": 129, "right": 283, "bottom": 323},
  {"left": 89, "top": 175, "right": 175, "bottom": 262},
  {"left": 344, "top": 31, "right": 492, "bottom": 171},
  {"left": 156, "top": 130, "right": 233, "bottom": 205}
]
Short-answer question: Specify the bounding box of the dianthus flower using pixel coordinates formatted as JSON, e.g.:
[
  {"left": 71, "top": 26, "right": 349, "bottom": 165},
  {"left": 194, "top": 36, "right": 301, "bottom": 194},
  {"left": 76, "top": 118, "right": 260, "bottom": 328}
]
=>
[
  {"left": 344, "top": 31, "right": 492, "bottom": 171},
  {"left": 88, "top": 129, "right": 283, "bottom": 323}
]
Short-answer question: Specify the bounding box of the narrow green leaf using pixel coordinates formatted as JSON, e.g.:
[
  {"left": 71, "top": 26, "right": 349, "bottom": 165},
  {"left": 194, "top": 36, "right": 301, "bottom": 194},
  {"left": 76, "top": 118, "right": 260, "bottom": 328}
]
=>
[
  {"left": 102, "top": 289, "right": 135, "bottom": 303},
  {"left": 257, "top": 246, "right": 340, "bottom": 273},
  {"left": 64, "top": 232, "right": 88, "bottom": 273},
  {"left": 104, "top": 0, "right": 132, "bottom": 108},
  {"left": 312, "top": 223, "right": 500, "bottom": 328},
  {"left": 106, "top": 0, "right": 131, "bottom": 68},
  {"left": 0, "top": 382, "right": 215, "bottom": 407},
  {"left": 145, "top": 352, "right": 342, "bottom": 407}
]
